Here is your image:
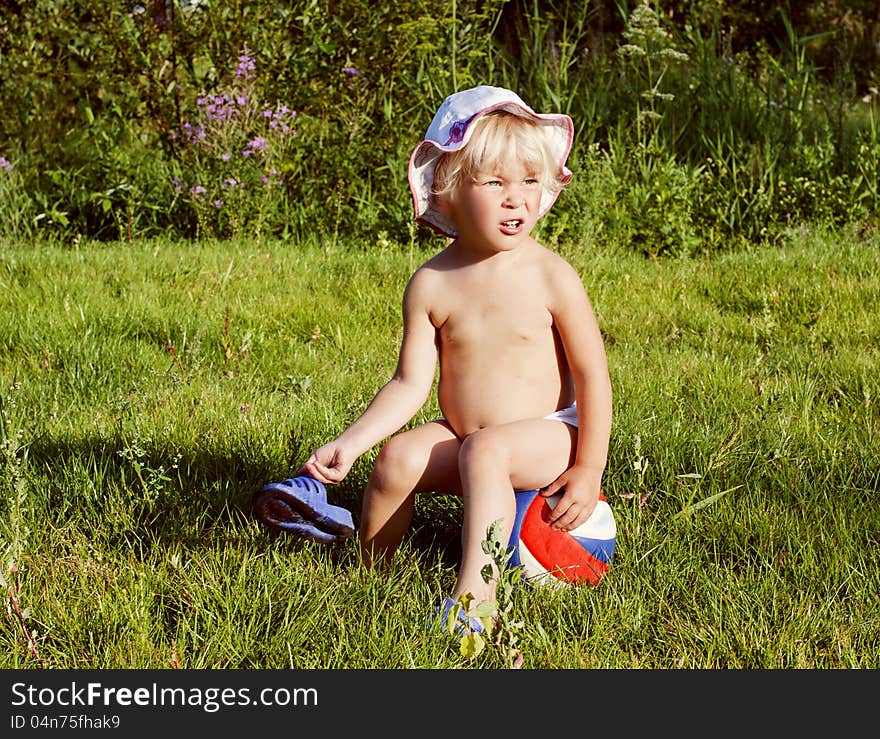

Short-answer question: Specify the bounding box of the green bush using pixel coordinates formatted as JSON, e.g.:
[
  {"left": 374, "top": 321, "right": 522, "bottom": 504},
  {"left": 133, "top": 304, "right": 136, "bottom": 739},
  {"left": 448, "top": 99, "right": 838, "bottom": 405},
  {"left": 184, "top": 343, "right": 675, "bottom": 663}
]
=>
[
  {"left": 168, "top": 51, "right": 298, "bottom": 239},
  {"left": 1, "top": 1, "right": 878, "bottom": 251},
  {"left": 0, "top": 157, "right": 38, "bottom": 240}
]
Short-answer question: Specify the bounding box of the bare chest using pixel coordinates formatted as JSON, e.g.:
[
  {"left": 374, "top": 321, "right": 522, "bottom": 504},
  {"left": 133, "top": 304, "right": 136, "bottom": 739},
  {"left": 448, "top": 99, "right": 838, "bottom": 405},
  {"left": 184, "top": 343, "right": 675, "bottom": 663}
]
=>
[{"left": 436, "top": 290, "right": 554, "bottom": 349}]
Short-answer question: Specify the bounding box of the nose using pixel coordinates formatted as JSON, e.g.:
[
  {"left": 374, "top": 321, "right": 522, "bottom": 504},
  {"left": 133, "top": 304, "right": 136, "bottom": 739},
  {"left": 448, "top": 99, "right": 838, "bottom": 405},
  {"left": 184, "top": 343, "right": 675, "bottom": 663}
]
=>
[{"left": 503, "top": 187, "right": 524, "bottom": 208}]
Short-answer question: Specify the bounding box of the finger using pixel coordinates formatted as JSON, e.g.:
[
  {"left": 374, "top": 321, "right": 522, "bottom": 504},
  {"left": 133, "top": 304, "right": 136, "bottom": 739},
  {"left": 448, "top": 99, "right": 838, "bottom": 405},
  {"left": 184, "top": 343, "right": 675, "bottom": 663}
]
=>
[
  {"left": 550, "top": 503, "right": 582, "bottom": 531},
  {"left": 561, "top": 511, "right": 587, "bottom": 531},
  {"left": 540, "top": 482, "right": 562, "bottom": 498},
  {"left": 314, "top": 459, "right": 345, "bottom": 483},
  {"left": 547, "top": 499, "right": 573, "bottom": 528},
  {"left": 301, "top": 460, "right": 336, "bottom": 484},
  {"left": 297, "top": 453, "right": 319, "bottom": 473},
  {"left": 299, "top": 461, "right": 323, "bottom": 482},
  {"left": 554, "top": 499, "right": 599, "bottom": 531},
  {"left": 540, "top": 475, "right": 568, "bottom": 498}
]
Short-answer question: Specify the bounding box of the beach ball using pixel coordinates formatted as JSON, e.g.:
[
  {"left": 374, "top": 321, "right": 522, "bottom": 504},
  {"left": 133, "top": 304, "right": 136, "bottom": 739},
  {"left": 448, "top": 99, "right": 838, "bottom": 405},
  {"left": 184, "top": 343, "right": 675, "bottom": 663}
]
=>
[{"left": 507, "top": 489, "right": 616, "bottom": 587}]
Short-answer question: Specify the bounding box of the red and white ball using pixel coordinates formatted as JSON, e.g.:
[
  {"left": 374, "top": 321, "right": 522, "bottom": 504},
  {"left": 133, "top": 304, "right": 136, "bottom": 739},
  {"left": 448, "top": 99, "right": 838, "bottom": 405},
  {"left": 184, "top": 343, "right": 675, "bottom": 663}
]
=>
[{"left": 507, "top": 489, "right": 616, "bottom": 587}]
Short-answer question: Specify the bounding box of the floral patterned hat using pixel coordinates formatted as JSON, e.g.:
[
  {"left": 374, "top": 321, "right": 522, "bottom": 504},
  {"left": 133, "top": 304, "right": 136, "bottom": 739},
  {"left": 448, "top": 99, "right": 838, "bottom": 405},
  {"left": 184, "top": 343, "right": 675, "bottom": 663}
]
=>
[{"left": 407, "top": 85, "right": 574, "bottom": 238}]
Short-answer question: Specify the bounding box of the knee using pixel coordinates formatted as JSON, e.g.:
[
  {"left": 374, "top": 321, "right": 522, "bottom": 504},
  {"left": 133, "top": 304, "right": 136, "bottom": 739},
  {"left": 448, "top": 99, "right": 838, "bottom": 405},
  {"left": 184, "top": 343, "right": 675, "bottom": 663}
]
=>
[
  {"left": 458, "top": 428, "right": 511, "bottom": 473},
  {"left": 370, "top": 434, "right": 425, "bottom": 492}
]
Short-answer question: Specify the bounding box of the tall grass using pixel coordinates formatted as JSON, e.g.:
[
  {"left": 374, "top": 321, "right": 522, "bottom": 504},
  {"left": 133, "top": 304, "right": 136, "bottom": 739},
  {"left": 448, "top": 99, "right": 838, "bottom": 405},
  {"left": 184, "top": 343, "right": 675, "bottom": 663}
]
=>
[{"left": 1, "top": 229, "right": 877, "bottom": 668}]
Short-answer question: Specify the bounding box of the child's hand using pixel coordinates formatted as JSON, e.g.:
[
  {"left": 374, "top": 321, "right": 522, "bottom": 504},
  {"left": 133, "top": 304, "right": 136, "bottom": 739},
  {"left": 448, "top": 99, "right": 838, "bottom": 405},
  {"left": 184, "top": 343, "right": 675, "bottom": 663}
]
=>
[
  {"left": 299, "top": 440, "right": 355, "bottom": 485},
  {"left": 539, "top": 465, "right": 603, "bottom": 531}
]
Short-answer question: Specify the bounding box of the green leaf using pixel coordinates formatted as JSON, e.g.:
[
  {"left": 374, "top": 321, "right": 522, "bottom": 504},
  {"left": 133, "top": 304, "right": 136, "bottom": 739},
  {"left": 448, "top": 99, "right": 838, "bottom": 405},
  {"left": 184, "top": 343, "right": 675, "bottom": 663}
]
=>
[
  {"left": 471, "top": 600, "right": 496, "bottom": 618},
  {"left": 478, "top": 617, "right": 494, "bottom": 637},
  {"left": 674, "top": 485, "right": 743, "bottom": 519},
  {"left": 460, "top": 632, "right": 485, "bottom": 659},
  {"left": 444, "top": 605, "right": 459, "bottom": 635}
]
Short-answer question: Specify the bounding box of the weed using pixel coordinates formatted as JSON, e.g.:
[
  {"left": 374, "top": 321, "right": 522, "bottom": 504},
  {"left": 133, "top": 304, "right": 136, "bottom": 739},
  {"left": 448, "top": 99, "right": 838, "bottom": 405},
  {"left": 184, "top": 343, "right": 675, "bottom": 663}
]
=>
[{"left": 171, "top": 50, "right": 298, "bottom": 239}]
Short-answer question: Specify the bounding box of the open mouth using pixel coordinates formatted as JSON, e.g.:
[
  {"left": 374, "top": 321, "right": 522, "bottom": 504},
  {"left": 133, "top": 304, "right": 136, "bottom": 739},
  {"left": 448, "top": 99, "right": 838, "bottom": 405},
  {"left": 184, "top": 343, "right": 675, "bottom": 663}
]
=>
[{"left": 501, "top": 219, "right": 522, "bottom": 229}]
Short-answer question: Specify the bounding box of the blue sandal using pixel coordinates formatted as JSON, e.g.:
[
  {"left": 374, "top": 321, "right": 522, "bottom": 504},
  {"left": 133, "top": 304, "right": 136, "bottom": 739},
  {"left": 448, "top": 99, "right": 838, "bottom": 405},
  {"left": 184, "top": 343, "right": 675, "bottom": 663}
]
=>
[
  {"left": 253, "top": 476, "right": 355, "bottom": 542},
  {"left": 268, "top": 518, "right": 347, "bottom": 544},
  {"left": 433, "top": 596, "right": 486, "bottom": 635}
]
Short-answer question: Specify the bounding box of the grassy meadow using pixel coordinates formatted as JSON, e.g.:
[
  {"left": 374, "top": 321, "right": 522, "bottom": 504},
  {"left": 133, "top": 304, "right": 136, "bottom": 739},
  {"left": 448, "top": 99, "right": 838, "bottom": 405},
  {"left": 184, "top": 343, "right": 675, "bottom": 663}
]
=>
[{"left": 1, "top": 228, "right": 878, "bottom": 669}]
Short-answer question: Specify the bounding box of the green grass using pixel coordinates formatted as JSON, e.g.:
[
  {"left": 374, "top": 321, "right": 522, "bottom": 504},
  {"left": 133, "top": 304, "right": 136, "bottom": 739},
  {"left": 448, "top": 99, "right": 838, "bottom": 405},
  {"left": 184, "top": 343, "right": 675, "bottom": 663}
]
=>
[{"left": 1, "top": 228, "right": 878, "bottom": 669}]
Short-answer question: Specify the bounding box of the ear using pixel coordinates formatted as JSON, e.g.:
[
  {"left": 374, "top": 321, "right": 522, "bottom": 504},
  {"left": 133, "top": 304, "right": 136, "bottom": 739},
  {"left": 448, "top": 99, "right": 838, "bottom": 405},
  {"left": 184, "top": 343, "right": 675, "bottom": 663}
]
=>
[{"left": 432, "top": 191, "right": 453, "bottom": 219}]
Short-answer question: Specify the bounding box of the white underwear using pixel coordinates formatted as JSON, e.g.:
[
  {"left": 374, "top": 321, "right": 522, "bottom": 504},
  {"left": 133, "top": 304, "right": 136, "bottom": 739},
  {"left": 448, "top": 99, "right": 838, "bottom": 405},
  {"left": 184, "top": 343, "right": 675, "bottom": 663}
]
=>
[
  {"left": 544, "top": 402, "right": 578, "bottom": 428},
  {"left": 440, "top": 403, "right": 579, "bottom": 431}
]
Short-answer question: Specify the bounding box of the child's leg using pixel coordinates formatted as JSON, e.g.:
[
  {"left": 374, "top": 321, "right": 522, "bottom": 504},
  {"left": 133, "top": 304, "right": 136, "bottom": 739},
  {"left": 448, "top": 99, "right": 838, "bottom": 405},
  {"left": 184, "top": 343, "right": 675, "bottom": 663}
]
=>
[
  {"left": 359, "top": 420, "right": 462, "bottom": 568},
  {"left": 454, "top": 419, "right": 576, "bottom": 603}
]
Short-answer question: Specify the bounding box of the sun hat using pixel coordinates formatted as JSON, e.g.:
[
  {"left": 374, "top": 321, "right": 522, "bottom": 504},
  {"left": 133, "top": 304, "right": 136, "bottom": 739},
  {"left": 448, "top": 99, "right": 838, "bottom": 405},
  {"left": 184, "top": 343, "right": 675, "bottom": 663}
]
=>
[{"left": 408, "top": 85, "right": 574, "bottom": 238}]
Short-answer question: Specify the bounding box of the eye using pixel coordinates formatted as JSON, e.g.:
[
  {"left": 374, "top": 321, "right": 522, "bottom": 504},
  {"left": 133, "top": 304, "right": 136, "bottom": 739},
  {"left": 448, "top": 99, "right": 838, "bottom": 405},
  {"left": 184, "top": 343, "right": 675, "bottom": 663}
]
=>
[
  {"left": 524, "top": 177, "right": 540, "bottom": 186},
  {"left": 484, "top": 179, "right": 502, "bottom": 187}
]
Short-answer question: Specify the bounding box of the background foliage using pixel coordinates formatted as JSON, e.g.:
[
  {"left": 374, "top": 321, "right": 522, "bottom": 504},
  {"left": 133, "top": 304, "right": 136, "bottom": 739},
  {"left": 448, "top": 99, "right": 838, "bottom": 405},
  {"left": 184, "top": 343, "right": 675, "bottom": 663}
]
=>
[{"left": 1, "top": 0, "right": 879, "bottom": 253}]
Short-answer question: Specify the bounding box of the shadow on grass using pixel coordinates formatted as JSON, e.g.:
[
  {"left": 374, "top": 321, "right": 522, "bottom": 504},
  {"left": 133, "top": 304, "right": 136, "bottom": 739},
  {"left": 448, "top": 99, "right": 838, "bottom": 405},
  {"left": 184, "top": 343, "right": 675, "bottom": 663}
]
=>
[{"left": 23, "top": 432, "right": 464, "bottom": 572}]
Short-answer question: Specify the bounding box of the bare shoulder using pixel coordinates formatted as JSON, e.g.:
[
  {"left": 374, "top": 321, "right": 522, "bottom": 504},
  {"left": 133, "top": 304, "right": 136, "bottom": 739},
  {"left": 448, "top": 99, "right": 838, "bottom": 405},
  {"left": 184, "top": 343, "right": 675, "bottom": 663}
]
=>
[
  {"left": 402, "top": 249, "right": 450, "bottom": 309},
  {"left": 532, "top": 243, "right": 589, "bottom": 304},
  {"left": 534, "top": 243, "right": 579, "bottom": 274}
]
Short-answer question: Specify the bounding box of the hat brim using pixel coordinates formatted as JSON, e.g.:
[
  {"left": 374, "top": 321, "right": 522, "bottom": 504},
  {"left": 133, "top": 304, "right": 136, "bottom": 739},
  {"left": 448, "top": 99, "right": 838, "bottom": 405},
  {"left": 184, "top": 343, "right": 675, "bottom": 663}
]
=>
[{"left": 408, "top": 100, "right": 574, "bottom": 238}]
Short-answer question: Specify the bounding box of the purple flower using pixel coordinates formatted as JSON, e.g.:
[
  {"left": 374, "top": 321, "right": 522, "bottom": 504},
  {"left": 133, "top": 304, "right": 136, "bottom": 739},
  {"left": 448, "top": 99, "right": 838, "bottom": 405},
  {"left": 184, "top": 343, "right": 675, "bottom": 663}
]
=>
[
  {"left": 343, "top": 66, "right": 361, "bottom": 77},
  {"left": 236, "top": 53, "right": 256, "bottom": 79},
  {"left": 181, "top": 121, "right": 206, "bottom": 142},
  {"left": 190, "top": 185, "right": 207, "bottom": 196},
  {"left": 171, "top": 177, "right": 183, "bottom": 192},
  {"left": 0, "top": 156, "right": 12, "bottom": 173},
  {"left": 247, "top": 136, "right": 269, "bottom": 152},
  {"left": 222, "top": 153, "right": 231, "bottom": 162},
  {"left": 214, "top": 199, "right": 224, "bottom": 209}
]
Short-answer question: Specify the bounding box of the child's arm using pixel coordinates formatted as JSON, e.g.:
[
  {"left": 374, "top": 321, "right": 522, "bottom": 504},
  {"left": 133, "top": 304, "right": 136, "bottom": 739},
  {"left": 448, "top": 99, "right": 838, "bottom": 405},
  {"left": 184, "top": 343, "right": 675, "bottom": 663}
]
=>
[
  {"left": 541, "top": 259, "right": 613, "bottom": 530},
  {"left": 300, "top": 269, "right": 438, "bottom": 484}
]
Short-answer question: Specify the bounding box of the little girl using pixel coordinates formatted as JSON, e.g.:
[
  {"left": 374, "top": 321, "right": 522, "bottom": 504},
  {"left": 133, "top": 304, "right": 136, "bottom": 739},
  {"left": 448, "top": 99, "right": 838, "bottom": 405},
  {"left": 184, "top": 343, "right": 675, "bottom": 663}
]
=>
[{"left": 295, "top": 86, "right": 612, "bottom": 631}]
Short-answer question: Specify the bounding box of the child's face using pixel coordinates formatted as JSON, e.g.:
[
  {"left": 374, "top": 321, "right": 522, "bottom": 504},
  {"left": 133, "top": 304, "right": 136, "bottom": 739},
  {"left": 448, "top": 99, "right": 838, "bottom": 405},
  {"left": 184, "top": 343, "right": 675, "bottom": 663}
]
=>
[{"left": 440, "top": 158, "right": 544, "bottom": 252}]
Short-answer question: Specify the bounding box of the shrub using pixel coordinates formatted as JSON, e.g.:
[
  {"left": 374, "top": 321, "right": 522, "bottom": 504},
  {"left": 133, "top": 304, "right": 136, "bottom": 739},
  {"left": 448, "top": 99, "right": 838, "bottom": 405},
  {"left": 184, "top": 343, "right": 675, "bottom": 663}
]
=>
[
  {"left": 0, "top": 156, "right": 39, "bottom": 240},
  {"left": 170, "top": 51, "right": 299, "bottom": 239},
  {"left": 1, "top": 1, "right": 878, "bottom": 250}
]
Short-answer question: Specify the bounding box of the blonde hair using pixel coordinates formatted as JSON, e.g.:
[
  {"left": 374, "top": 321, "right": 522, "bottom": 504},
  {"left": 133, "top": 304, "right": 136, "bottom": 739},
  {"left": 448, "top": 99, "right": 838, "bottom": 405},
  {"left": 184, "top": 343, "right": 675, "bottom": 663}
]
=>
[{"left": 431, "top": 111, "right": 564, "bottom": 202}]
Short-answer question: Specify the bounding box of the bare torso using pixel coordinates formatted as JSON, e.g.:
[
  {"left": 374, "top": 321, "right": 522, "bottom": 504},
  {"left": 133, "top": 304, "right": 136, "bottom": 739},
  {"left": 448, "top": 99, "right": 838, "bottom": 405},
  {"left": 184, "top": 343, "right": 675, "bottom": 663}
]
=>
[{"left": 418, "top": 241, "right": 574, "bottom": 437}]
